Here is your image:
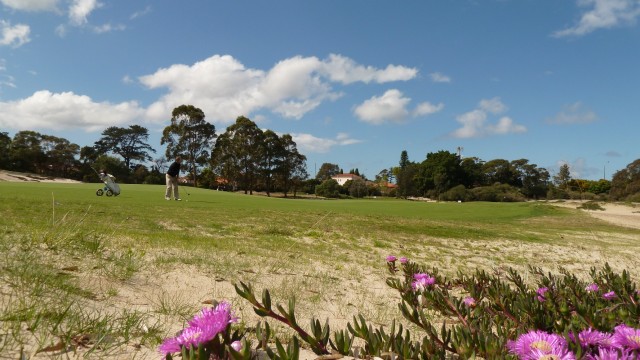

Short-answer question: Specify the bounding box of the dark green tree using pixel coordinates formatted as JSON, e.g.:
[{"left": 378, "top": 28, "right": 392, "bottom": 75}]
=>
[
  {"left": 510, "top": 159, "right": 549, "bottom": 199},
  {"left": 554, "top": 163, "right": 572, "bottom": 190},
  {"left": 396, "top": 150, "right": 416, "bottom": 198},
  {"left": 10, "top": 131, "right": 44, "bottom": 172},
  {"left": 315, "top": 179, "right": 340, "bottom": 198},
  {"left": 211, "top": 116, "right": 263, "bottom": 194},
  {"left": 80, "top": 145, "right": 100, "bottom": 164},
  {"left": 482, "top": 159, "right": 519, "bottom": 186},
  {"left": 0, "top": 132, "right": 11, "bottom": 169},
  {"left": 277, "top": 134, "right": 307, "bottom": 197},
  {"left": 262, "top": 130, "right": 282, "bottom": 196},
  {"left": 460, "top": 157, "right": 485, "bottom": 188},
  {"left": 315, "top": 163, "right": 340, "bottom": 180},
  {"left": 94, "top": 125, "right": 155, "bottom": 169},
  {"left": 348, "top": 178, "right": 368, "bottom": 198},
  {"left": 161, "top": 105, "right": 216, "bottom": 186},
  {"left": 610, "top": 159, "right": 640, "bottom": 200},
  {"left": 416, "top": 150, "right": 463, "bottom": 197},
  {"left": 40, "top": 135, "right": 80, "bottom": 178}
]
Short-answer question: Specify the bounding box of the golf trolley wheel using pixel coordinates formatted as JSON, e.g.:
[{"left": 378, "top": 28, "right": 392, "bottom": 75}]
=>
[
  {"left": 106, "top": 189, "right": 114, "bottom": 197},
  {"left": 96, "top": 189, "right": 104, "bottom": 196}
]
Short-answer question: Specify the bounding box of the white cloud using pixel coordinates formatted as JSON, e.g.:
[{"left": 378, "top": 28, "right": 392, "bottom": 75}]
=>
[
  {"left": 547, "top": 102, "right": 598, "bottom": 124},
  {"left": 0, "top": 0, "right": 59, "bottom": 12},
  {"left": 429, "top": 72, "right": 451, "bottom": 83},
  {"left": 0, "top": 20, "right": 31, "bottom": 47},
  {"left": 553, "top": 0, "right": 640, "bottom": 37},
  {"left": 92, "top": 23, "right": 126, "bottom": 34},
  {"left": 451, "top": 98, "right": 526, "bottom": 138},
  {"left": 353, "top": 89, "right": 410, "bottom": 125},
  {"left": 0, "top": 54, "right": 419, "bottom": 133},
  {"left": 0, "top": 90, "right": 144, "bottom": 131},
  {"left": 354, "top": 90, "right": 443, "bottom": 125},
  {"left": 141, "top": 54, "right": 416, "bottom": 124},
  {"left": 69, "top": 0, "right": 102, "bottom": 26},
  {"left": 479, "top": 97, "right": 507, "bottom": 114},
  {"left": 322, "top": 54, "right": 417, "bottom": 84},
  {"left": 292, "top": 132, "right": 362, "bottom": 153},
  {"left": 130, "top": 5, "right": 152, "bottom": 20},
  {"left": 55, "top": 24, "right": 66, "bottom": 37},
  {"left": 413, "top": 101, "right": 444, "bottom": 117}
]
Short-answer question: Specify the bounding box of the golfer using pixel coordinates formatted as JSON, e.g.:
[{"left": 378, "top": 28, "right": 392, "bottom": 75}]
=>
[{"left": 165, "top": 156, "right": 182, "bottom": 201}]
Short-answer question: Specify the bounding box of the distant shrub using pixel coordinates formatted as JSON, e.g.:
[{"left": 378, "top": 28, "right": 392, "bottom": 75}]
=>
[
  {"left": 470, "top": 184, "right": 525, "bottom": 202},
  {"left": 315, "top": 179, "right": 340, "bottom": 198},
  {"left": 439, "top": 185, "right": 471, "bottom": 202},
  {"left": 577, "top": 201, "right": 605, "bottom": 211}
]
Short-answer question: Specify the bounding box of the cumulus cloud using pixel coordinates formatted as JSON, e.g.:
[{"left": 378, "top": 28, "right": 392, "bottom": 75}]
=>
[
  {"left": 451, "top": 97, "right": 526, "bottom": 138},
  {"left": 0, "top": 54, "right": 418, "bottom": 133},
  {"left": 130, "top": 5, "right": 152, "bottom": 20},
  {"left": 413, "top": 102, "right": 444, "bottom": 117},
  {"left": 1, "top": 20, "right": 31, "bottom": 47},
  {"left": 292, "top": 132, "right": 362, "bottom": 153},
  {"left": 429, "top": 72, "right": 451, "bottom": 83},
  {"left": 353, "top": 90, "right": 410, "bottom": 125},
  {"left": 92, "top": 23, "right": 126, "bottom": 34},
  {"left": 69, "top": 0, "right": 102, "bottom": 26},
  {"left": 321, "top": 54, "right": 417, "bottom": 84},
  {"left": 141, "top": 54, "right": 417, "bottom": 124},
  {"left": 0, "top": 0, "right": 59, "bottom": 12},
  {"left": 553, "top": 0, "right": 640, "bottom": 37},
  {"left": 547, "top": 102, "right": 598, "bottom": 124},
  {"left": 354, "top": 89, "right": 443, "bottom": 125},
  {"left": 0, "top": 90, "right": 144, "bottom": 131}
]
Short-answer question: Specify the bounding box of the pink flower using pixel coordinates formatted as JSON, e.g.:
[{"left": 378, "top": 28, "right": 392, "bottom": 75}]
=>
[
  {"left": 507, "top": 330, "right": 574, "bottom": 359},
  {"left": 612, "top": 324, "right": 640, "bottom": 350},
  {"left": 585, "top": 348, "right": 637, "bottom": 360},
  {"left": 463, "top": 296, "right": 476, "bottom": 308},
  {"left": 230, "top": 340, "right": 243, "bottom": 352},
  {"left": 411, "top": 273, "right": 436, "bottom": 291},
  {"left": 602, "top": 291, "right": 616, "bottom": 300},
  {"left": 536, "top": 287, "right": 549, "bottom": 302},
  {"left": 399, "top": 257, "right": 408, "bottom": 264},
  {"left": 159, "top": 302, "right": 237, "bottom": 356},
  {"left": 386, "top": 255, "right": 397, "bottom": 262},
  {"left": 585, "top": 283, "right": 599, "bottom": 293},
  {"left": 577, "top": 328, "right": 613, "bottom": 348}
]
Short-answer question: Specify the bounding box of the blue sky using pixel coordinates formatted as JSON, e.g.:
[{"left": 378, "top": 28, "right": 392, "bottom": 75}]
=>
[{"left": 1, "top": 0, "right": 638, "bottom": 180}]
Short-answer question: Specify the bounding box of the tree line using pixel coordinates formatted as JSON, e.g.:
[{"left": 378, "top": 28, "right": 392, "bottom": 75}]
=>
[
  {"left": 0, "top": 105, "right": 307, "bottom": 197},
  {"left": 311, "top": 150, "right": 639, "bottom": 202},
  {"left": 1, "top": 103, "right": 638, "bottom": 201}
]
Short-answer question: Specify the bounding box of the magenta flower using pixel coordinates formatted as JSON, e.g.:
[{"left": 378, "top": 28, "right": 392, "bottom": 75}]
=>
[
  {"left": 230, "top": 340, "right": 243, "bottom": 352},
  {"left": 386, "top": 255, "right": 397, "bottom": 262},
  {"left": 463, "top": 296, "right": 476, "bottom": 308},
  {"left": 577, "top": 328, "right": 613, "bottom": 349},
  {"left": 584, "top": 348, "right": 637, "bottom": 360},
  {"left": 602, "top": 291, "right": 616, "bottom": 300},
  {"left": 585, "top": 283, "right": 599, "bottom": 293},
  {"left": 612, "top": 324, "right": 640, "bottom": 350},
  {"left": 536, "top": 287, "right": 549, "bottom": 302},
  {"left": 159, "top": 301, "right": 237, "bottom": 357},
  {"left": 507, "top": 330, "right": 574, "bottom": 359},
  {"left": 399, "top": 257, "right": 408, "bottom": 264},
  {"left": 411, "top": 273, "right": 436, "bottom": 291},
  {"left": 158, "top": 337, "right": 181, "bottom": 355}
]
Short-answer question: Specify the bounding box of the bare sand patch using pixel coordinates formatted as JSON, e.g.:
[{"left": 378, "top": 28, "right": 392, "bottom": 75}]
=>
[
  {"left": 0, "top": 170, "right": 82, "bottom": 183},
  {"left": 548, "top": 200, "right": 640, "bottom": 229}
]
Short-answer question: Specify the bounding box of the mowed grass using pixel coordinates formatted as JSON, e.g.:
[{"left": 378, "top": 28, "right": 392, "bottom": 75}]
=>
[{"left": 1, "top": 181, "right": 639, "bottom": 358}]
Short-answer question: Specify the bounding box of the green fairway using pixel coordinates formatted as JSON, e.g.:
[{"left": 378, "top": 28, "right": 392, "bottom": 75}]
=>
[{"left": 1, "top": 181, "right": 639, "bottom": 358}]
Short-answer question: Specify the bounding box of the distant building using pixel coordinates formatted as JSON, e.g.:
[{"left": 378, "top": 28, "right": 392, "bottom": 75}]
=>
[{"left": 331, "top": 173, "right": 362, "bottom": 186}]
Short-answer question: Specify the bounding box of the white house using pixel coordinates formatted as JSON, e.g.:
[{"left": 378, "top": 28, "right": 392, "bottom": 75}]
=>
[{"left": 331, "top": 173, "right": 362, "bottom": 186}]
